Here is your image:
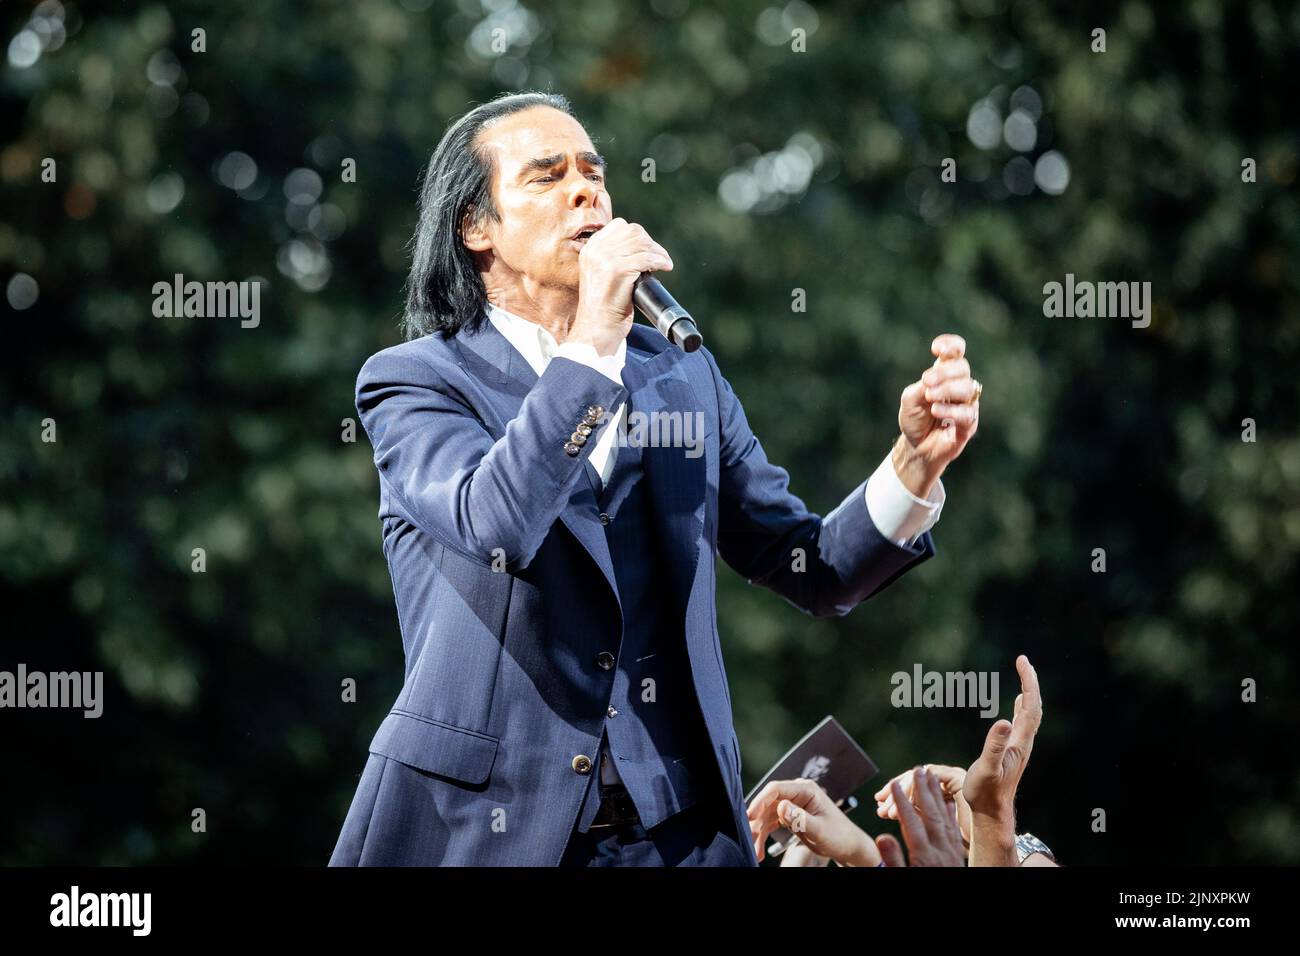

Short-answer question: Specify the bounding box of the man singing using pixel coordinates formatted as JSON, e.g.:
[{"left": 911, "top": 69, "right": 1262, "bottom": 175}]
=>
[{"left": 329, "top": 91, "right": 981, "bottom": 867}]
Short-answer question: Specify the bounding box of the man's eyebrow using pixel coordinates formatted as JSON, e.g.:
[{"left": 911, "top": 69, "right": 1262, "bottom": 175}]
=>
[{"left": 517, "top": 151, "right": 607, "bottom": 179}]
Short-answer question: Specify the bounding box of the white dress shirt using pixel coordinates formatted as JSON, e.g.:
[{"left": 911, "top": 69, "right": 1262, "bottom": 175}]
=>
[{"left": 486, "top": 301, "right": 945, "bottom": 789}]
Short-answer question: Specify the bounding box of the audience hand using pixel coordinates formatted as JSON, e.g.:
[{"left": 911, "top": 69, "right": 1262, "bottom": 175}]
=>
[
  {"left": 746, "top": 778, "right": 881, "bottom": 866},
  {"left": 964, "top": 654, "right": 1043, "bottom": 866},
  {"left": 874, "top": 763, "right": 971, "bottom": 847},
  {"left": 875, "top": 767, "right": 966, "bottom": 867}
]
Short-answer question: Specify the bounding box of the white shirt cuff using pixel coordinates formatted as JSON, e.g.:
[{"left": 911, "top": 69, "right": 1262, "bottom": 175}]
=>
[
  {"left": 864, "top": 453, "right": 945, "bottom": 548},
  {"left": 554, "top": 338, "right": 626, "bottom": 385}
]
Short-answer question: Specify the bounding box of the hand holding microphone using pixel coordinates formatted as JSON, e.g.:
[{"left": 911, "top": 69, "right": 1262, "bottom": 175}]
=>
[{"left": 570, "top": 217, "right": 701, "bottom": 355}]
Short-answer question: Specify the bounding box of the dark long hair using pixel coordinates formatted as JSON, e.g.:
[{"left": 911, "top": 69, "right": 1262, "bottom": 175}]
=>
[{"left": 402, "top": 91, "right": 575, "bottom": 340}]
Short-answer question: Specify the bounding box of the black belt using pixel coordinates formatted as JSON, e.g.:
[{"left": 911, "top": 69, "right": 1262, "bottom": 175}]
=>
[{"left": 588, "top": 783, "right": 641, "bottom": 830}]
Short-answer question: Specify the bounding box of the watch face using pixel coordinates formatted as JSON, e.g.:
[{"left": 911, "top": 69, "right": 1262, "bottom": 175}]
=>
[{"left": 1016, "top": 833, "right": 1053, "bottom": 863}]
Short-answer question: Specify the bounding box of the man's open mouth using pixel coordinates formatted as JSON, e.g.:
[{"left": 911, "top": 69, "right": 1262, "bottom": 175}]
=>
[{"left": 570, "top": 224, "right": 604, "bottom": 243}]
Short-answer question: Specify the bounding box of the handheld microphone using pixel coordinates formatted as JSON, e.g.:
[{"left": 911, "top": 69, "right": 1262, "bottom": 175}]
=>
[{"left": 632, "top": 275, "right": 703, "bottom": 352}]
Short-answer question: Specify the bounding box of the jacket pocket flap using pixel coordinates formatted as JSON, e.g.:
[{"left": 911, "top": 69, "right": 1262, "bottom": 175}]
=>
[{"left": 368, "top": 710, "right": 499, "bottom": 784}]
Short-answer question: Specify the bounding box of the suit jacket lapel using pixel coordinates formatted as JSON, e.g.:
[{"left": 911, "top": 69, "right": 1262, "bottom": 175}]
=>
[
  {"left": 581, "top": 458, "right": 603, "bottom": 500},
  {"left": 620, "top": 340, "right": 709, "bottom": 605},
  {"left": 449, "top": 314, "right": 537, "bottom": 419},
  {"left": 452, "top": 318, "right": 622, "bottom": 609}
]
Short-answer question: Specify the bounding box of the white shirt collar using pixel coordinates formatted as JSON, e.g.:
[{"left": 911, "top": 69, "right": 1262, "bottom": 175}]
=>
[
  {"left": 485, "top": 301, "right": 626, "bottom": 377},
  {"left": 485, "top": 302, "right": 555, "bottom": 378}
]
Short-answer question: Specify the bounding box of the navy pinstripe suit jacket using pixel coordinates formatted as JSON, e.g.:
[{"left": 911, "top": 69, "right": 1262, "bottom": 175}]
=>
[{"left": 328, "top": 315, "right": 934, "bottom": 866}]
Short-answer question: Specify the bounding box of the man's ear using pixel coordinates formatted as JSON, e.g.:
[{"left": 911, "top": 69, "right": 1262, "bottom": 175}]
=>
[{"left": 461, "top": 204, "right": 492, "bottom": 253}]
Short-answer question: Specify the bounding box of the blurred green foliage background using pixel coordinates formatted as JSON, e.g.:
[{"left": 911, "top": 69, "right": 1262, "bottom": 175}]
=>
[{"left": 2, "top": 0, "right": 1297, "bottom": 865}]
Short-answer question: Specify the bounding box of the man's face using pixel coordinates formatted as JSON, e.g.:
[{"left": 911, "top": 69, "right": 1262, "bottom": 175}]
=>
[{"left": 463, "top": 106, "right": 611, "bottom": 291}]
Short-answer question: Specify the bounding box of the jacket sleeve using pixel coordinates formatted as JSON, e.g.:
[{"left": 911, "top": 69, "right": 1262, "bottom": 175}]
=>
[
  {"left": 702, "top": 346, "right": 934, "bottom": 618},
  {"left": 356, "top": 345, "right": 628, "bottom": 571}
]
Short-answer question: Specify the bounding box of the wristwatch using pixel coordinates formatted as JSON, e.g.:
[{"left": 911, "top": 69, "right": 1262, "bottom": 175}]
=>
[{"left": 1014, "top": 832, "right": 1055, "bottom": 864}]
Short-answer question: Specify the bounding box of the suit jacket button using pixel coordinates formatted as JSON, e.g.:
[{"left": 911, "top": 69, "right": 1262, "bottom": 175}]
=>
[
  {"left": 598, "top": 512, "right": 610, "bottom": 525},
  {"left": 595, "top": 651, "right": 615, "bottom": 670},
  {"left": 572, "top": 754, "right": 593, "bottom": 775},
  {"left": 570, "top": 432, "right": 588, "bottom": 446},
  {"left": 564, "top": 441, "right": 581, "bottom": 457},
  {"left": 575, "top": 423, "right": 593, "bottom": 437},
  {"left": 585, "top": 404, "right": 605, "bottom": 419},
  {"left": 607, "top": 705, "right": 618, "bottom": 718}
]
